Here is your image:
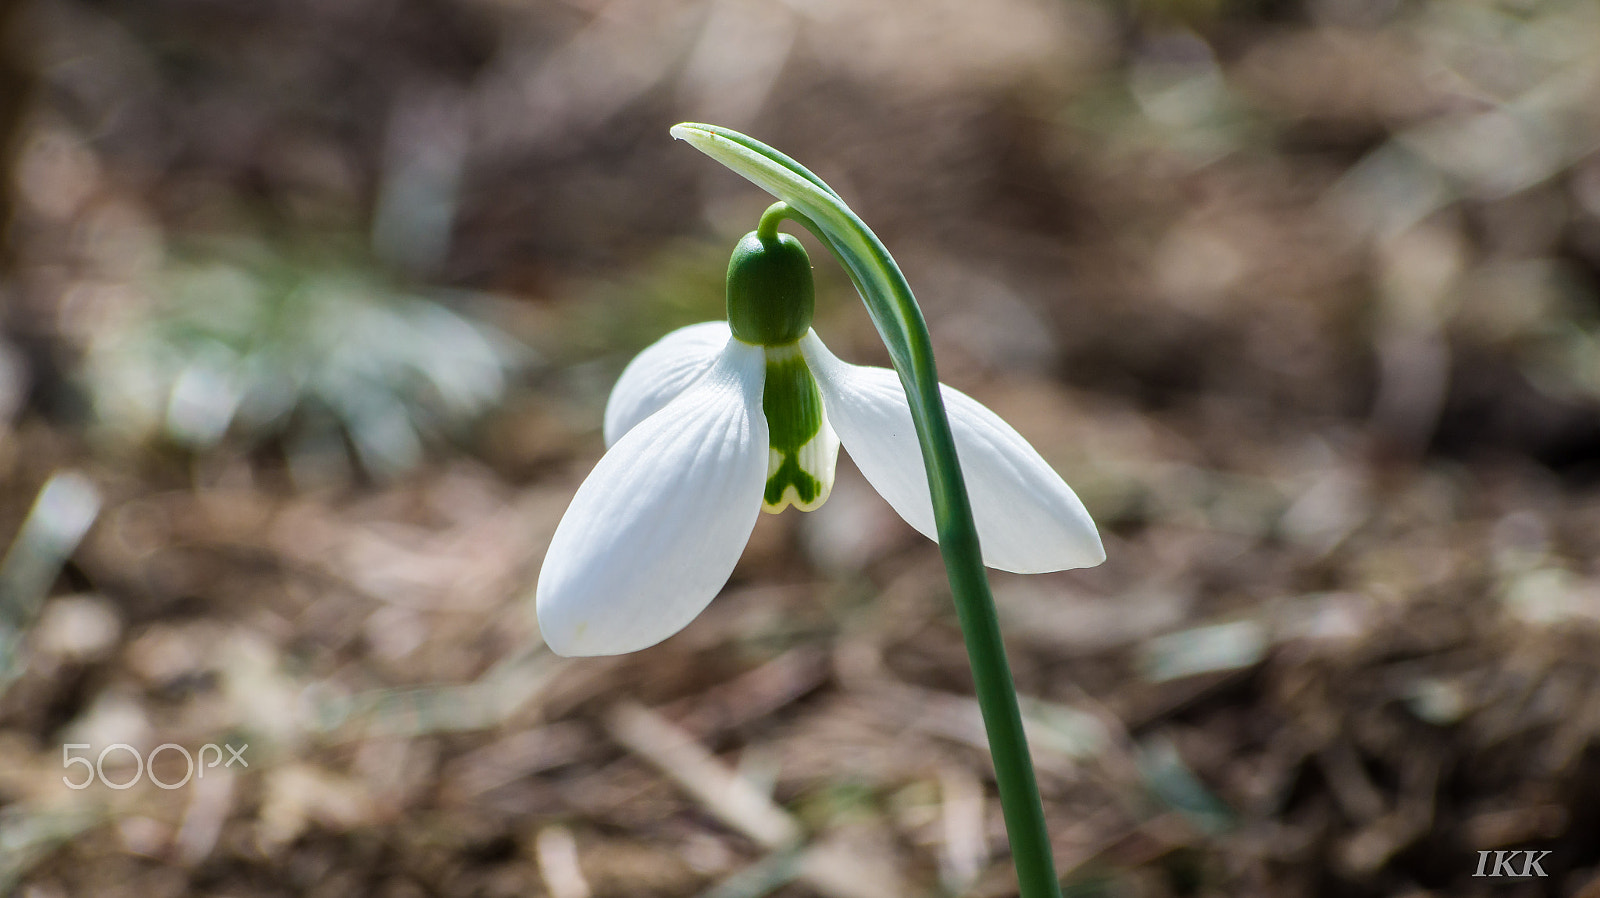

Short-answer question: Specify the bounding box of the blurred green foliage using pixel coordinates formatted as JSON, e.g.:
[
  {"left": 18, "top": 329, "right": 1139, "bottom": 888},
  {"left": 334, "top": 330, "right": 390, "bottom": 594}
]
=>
[{"left": 82, "top": 243, "right": 526, "bottom": 482}]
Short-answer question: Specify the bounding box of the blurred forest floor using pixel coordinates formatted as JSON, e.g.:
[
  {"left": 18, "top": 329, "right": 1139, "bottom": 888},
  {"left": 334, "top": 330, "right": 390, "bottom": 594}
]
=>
[{"left": 4, "top": 0, "right": 1600, "bottom": 896}]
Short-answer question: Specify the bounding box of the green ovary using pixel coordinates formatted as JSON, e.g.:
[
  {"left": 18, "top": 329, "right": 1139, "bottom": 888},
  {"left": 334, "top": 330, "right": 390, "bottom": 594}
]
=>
[{"left": 761, "top": 344, "right": 837, "bottom": 513}]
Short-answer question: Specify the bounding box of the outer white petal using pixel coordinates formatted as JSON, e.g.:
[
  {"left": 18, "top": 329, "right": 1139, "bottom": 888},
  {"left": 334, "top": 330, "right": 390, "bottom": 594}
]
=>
[
  {"left": 603, "top": 321, "right": 733, "bottom": 446},
  {"left": 801, "top": 332, "right": 1104, "bottom": 574},
  {"left": 538, "top": 337, "right": 768, "bottom": 656}
]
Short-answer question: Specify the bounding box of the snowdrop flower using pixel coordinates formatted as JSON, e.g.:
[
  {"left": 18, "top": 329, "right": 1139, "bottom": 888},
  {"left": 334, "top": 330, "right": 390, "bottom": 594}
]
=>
[{"left": 536, "top": 229, "right": 1103, "bottom": 656}]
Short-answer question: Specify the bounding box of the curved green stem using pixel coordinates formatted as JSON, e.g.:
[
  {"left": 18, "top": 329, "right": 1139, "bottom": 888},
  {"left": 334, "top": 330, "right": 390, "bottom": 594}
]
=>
[
  {"left": 756, "top": 201, "right": 789, "bottom": 242},
  {"left": 675, "top": 124, "right": 1062, "bottom": 898}
]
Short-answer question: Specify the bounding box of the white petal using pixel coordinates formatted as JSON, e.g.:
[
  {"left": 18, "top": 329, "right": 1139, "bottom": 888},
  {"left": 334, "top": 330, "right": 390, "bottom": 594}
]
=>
[
  {"left": 801, "top": 332, "right": 1103, "bottom": 574},
  {"left": 538, "top": 338, "right": 768, "bottom": 655},
  {"left": 603, "top": 321, "right": 733, "bottom": 446}
]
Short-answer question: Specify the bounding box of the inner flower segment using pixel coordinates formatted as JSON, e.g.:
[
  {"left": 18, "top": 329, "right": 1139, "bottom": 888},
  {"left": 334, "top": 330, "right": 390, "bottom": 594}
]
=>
[{"left": 761, "top": 343, "right": 837, "bottom": 513}]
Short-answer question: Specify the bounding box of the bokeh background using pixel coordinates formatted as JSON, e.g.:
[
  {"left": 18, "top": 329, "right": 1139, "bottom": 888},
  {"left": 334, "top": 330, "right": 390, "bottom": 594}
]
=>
[{"left": 3, "top": 0, "right": 1600, "bottom": 895}]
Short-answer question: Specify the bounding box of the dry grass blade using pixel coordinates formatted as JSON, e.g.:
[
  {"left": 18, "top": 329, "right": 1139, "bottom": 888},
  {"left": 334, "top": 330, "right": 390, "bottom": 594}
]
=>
[
  {"left": 605, "top": 701, "right": 910, "bottom": 898},
  {"left": 603, "top": 701, "right": 801, "bottom": 851},
  {"left": 535, "top": 825, "right": 593, "bottom": 898}
]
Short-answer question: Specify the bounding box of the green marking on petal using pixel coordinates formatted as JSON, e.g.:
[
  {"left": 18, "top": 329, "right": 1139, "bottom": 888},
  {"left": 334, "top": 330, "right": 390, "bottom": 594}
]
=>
[
  {"left": 761, "top": 343, "right": 837, "bottom": 513},
  {"left": 764, "top": 454, "right": 819, "bottom": 508},
  {"left": 763, "top": 345, "right": 822, "bottom": 448}
]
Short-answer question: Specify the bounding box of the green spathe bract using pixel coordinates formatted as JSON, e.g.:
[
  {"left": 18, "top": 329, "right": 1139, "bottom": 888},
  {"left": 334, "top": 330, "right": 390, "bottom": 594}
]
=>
[
  {"left": 673, "top": 123, "right": 1066, "bottom": 898},
  {"left": 726, "top": 230, "right": 814, "bottom": 346}
]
